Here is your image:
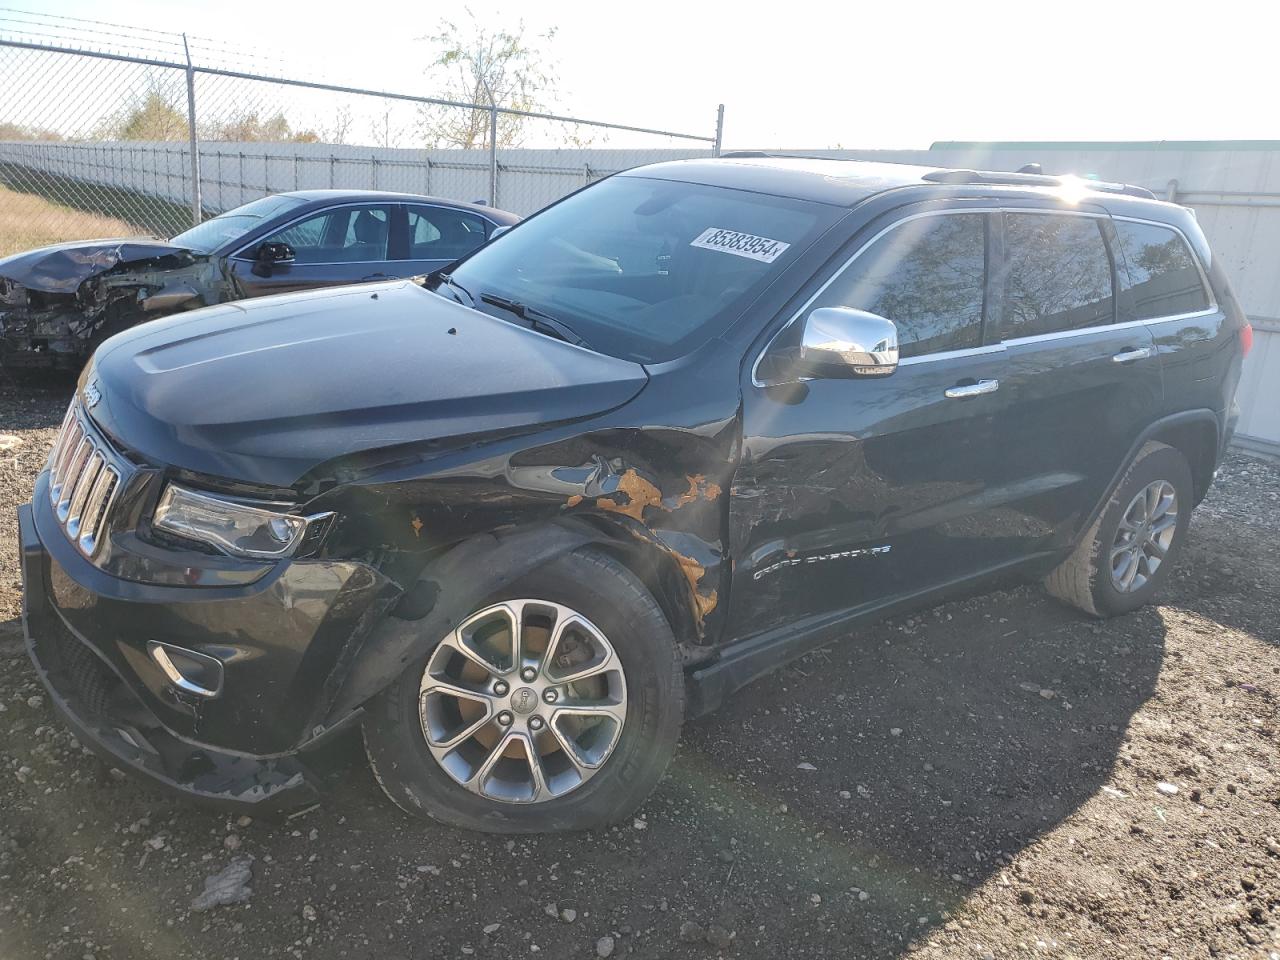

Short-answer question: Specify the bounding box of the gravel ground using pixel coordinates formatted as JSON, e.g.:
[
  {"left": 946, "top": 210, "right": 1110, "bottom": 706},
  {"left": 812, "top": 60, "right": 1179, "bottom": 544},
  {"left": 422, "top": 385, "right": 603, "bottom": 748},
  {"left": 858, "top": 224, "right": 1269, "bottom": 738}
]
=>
[{"left": 1, "top": 378, "right": 1278, "bottom": 960}]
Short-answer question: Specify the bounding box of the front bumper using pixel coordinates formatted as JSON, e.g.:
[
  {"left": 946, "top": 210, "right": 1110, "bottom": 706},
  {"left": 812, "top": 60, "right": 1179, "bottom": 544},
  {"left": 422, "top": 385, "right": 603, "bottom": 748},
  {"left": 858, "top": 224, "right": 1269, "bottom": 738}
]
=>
[
  {"left": 20, "top": 502, "right": 320, "bottom": 812},
  {"left": 19, "top": 477, "right": 395, "bottom": 813}
]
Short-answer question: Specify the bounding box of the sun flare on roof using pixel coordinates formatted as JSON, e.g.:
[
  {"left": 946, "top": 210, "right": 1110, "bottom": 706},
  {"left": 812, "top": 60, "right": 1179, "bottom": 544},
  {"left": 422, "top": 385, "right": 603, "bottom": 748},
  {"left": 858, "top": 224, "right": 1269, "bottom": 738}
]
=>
[{"left": 1056, "top": 174, "right": 1091, "bottom": 205}]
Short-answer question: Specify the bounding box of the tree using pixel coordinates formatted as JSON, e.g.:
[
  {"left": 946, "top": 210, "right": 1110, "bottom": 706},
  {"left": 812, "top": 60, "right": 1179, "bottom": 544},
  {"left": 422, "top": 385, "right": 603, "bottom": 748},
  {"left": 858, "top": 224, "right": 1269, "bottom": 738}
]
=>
[
  {"left": 103, "top": 80, "right": 187, "bottom": 141},
  {"left": 202, "top": 110, "right": 319, "bottom": 143},
  {"left": 0, "top": 122, "right": 61, "bottom": 141},
  {"left": 417, "top": 14, "right": 565, "bottom": 149},
  {"left": 323, "top": 105, "right": 354, "bottom": 146}
]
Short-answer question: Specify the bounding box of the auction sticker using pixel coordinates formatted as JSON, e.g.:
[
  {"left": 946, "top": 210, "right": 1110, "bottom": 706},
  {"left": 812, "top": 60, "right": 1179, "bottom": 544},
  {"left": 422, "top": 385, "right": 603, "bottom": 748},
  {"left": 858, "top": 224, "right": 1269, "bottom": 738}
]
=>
[{"left": 690, "top": 227, "right": 791, "bottom": 263}]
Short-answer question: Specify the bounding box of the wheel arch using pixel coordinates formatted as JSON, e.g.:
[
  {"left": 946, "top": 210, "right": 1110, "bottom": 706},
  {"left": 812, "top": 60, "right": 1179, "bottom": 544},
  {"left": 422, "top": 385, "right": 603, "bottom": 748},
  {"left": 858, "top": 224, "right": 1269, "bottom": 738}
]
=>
[
  {"left": 323, "top": 515, "right": 705, "bottom": 724},
  {"left": 1069, "top": 409, "right": 1220, "bottom": 559},
  {"left": 1146, "top": 414, "right": 1219, "bottom": 505}
]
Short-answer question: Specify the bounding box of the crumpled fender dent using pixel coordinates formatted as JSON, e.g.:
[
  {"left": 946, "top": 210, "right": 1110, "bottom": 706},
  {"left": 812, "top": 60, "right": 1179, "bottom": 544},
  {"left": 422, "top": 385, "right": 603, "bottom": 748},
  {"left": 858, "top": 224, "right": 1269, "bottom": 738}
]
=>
[
  {"left": 0, "top": 241, "right": 237, "bottom": 366},
  {"left": 321, "top": 429, "right": 736, "bottom": 718},
  {"left": 327, "top": 520, "right": 608, "bottom": 721}
]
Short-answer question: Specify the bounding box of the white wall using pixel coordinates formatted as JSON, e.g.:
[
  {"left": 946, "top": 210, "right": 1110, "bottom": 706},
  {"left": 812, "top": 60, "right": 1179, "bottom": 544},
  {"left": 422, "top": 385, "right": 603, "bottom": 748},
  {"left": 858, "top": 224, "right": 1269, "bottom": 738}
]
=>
[{"left": 0, "top": 140, "right": 710, "bottom": 217}]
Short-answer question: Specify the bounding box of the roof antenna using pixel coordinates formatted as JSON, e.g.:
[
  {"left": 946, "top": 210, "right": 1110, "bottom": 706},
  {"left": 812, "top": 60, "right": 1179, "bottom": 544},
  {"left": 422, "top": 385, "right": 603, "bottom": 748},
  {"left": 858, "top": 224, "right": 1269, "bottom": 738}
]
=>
[{"left": 1016, "top": 163, "right": 1043, "bottom": 175}]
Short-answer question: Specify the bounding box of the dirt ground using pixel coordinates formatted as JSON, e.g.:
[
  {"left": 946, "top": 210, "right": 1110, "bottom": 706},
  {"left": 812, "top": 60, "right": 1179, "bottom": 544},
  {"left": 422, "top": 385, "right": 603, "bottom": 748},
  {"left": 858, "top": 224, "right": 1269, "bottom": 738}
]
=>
[{"left": 1, "top": 377, "right": 1278, "bottom": 960}]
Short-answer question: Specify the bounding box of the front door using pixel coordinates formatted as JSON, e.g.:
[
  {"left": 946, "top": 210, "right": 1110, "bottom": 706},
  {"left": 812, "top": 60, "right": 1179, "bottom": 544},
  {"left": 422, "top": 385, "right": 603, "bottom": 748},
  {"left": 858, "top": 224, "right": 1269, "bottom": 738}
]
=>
[
  {"left": 230, "top": 203, "right": 396, "bottom": 297},
  {"left": 729, "top": 208, "right": 1018, "bottom": 641}
]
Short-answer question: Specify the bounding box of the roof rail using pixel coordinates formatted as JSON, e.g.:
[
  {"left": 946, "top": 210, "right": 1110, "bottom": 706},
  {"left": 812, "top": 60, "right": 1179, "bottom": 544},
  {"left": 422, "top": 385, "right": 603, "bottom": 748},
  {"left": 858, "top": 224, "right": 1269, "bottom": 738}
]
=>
[
  {"left": 716, "top": 152, "right": 1159, "bottom": 200},
  {"left": 922, "top": 168, "right": 1157, "bottom": 200}
]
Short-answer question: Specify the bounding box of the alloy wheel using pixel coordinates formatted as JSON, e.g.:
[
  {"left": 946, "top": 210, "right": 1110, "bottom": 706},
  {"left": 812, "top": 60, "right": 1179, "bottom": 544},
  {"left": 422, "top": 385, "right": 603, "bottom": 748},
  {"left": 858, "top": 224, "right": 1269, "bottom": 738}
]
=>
[
  {"left": 1110, "top": 479, "right": 1178, "bottom": 593},
  {"left": 419, "top": 600, "right": 627, "bottom": 804}
]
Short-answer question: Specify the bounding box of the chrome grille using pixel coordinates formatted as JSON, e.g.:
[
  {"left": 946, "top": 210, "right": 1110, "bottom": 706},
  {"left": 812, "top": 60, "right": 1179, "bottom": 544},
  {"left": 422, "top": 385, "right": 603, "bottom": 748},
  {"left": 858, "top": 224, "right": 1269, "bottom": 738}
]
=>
[{"left": 47, "top": 402, "right": 122, "bottom": 557}]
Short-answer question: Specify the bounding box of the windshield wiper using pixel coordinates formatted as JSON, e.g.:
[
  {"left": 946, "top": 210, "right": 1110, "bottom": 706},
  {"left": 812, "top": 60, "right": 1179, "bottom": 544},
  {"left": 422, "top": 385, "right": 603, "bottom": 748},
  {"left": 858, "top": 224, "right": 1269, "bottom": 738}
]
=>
[
  {"left": 431, "top": 271, "right": 475, "bottom": 307},
  {"left": 479, "top": 293, "right": 589, "bottom": 348}
]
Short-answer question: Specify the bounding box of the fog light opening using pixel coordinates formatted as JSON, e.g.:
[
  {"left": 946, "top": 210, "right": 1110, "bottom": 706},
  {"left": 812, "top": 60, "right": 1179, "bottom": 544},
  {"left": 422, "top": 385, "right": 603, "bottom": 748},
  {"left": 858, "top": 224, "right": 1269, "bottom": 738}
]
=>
[{"left": 147, "top": 641, "right": 224, "bottom": 699}]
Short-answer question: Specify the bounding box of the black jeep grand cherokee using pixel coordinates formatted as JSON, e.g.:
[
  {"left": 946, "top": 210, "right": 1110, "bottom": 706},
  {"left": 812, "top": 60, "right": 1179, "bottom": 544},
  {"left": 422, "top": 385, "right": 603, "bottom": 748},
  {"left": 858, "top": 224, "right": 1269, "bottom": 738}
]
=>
[{"left": 19, "top": 156, "right": 1250, "bottom": 832}]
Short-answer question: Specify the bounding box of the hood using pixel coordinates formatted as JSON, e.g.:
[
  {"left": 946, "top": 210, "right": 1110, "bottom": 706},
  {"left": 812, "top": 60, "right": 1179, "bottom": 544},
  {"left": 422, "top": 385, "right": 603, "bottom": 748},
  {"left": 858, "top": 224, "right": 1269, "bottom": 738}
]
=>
[
  {"left": 0, "top": 238, "right": 196, "bottom": 294},
  {"left": 88, "top": 281, "right": 649, "bottom": 487}
]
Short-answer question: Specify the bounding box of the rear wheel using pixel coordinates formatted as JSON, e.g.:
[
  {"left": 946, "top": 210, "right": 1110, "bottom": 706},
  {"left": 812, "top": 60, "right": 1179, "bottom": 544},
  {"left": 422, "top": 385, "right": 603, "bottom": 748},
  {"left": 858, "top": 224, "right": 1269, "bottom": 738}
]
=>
[
  {"left": 362, "top": 548, "right": 684, "bottom": 833},
  {"left": 1045, "top": 441, "right": 1192, "bottom": 617}
]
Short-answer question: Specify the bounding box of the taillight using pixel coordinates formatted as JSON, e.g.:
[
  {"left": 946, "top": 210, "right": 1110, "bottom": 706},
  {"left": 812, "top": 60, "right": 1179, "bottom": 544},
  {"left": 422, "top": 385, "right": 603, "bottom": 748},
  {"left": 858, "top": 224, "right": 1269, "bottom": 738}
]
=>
[{"left": 1241, "top": 322, "right": 1254, "bottom": 357}]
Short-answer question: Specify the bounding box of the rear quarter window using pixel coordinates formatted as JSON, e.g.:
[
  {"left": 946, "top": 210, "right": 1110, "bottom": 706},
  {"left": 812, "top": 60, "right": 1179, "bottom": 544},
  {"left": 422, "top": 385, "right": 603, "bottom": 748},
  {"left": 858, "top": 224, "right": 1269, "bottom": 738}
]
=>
[{"left": 1112, "top": 221, "right": 1212, "bottom": 320}]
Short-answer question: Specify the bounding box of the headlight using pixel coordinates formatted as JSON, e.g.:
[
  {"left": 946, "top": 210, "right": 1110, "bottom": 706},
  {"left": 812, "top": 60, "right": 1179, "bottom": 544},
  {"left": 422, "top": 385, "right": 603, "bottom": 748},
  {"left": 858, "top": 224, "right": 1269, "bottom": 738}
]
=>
[{"left": 153, "top": 483, "right": 329, "bottom": 559}]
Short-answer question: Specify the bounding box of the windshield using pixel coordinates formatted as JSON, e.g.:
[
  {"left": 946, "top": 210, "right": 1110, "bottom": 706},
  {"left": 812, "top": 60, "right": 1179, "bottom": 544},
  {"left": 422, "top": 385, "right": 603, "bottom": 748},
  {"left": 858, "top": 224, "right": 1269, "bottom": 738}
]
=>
[
  {"left": 170, "top": 194, "right": 309, "bottom": 253},
  {"left": 444, "top": 175, "right": 836, "bottom": 363}
]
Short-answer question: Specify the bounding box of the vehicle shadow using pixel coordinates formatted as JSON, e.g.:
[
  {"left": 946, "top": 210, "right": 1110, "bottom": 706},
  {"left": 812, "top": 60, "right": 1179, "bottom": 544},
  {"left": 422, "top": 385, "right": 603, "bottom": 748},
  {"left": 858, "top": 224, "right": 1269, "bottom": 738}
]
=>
[
  {"left": 0, "top": 616, "right": 23, "bottom": 658},
  {"left": 0, "top": 372, "right": 75, "bottom": 425},
  {"left": 649, "top": 583, "right": 1166, "bottom": 959},
  {"left": 292, "top": 579, "right": 1165, "bottom": 960}
]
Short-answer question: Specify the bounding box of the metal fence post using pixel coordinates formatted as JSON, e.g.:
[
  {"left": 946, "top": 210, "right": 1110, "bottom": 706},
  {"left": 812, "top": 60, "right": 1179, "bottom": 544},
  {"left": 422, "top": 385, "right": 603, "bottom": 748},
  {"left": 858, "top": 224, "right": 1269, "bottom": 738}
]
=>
[
  {"left": 182, "top": 34, "right": 202, "bottom": 224},
  {"left": 713, "top": 104, "right": 725, "bottom": 157},
  {"left": 488, "top": 105, "right": 499, "bottom": 207}
]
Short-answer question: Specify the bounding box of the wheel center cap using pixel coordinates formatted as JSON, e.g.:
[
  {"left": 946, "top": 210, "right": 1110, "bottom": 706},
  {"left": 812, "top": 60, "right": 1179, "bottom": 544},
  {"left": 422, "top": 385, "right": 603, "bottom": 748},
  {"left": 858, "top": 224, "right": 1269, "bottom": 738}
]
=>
[{"left": 510, "top": 687, "right": 539, "bottom": 715}]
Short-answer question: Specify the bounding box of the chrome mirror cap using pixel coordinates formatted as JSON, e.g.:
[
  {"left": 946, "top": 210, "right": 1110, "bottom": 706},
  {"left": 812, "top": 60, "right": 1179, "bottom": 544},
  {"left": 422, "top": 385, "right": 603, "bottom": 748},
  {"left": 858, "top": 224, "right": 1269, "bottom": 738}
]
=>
[{"left": 800, "top": 307, "right": 899, "bottom": 377}]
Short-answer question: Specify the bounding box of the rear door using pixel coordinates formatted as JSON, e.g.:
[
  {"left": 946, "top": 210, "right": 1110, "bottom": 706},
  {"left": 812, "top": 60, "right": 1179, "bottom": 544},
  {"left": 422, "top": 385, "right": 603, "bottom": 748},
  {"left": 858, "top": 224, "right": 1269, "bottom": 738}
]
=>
[
  {"left": 398, "top": 204, "right": 494, "bottom": 277},
  {"left": 988, "top": 207, "right": 1164, "bottom": 557},
  {"left": 1110, "top": 217, "right": 1225, "bottom": 414},
  {"left": 229, "top": 202, "right": 396, "bottom": 296}
]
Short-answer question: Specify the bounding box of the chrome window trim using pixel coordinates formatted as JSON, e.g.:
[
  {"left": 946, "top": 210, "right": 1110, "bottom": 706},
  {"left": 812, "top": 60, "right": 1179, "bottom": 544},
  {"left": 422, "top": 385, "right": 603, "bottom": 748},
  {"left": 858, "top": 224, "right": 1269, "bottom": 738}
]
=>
[
  {"left": 1001, "top": 317, "right": 1151, "bottom": 347},
  {"left": 751, "top": 206, "right": 1222, "bottom": 387},
  {"left": 228, "top": 200, "right": 501, "bottom": 266},
  {"left": 228, "top": 200, "right": 394, "bottom": 263},
  {"left": 897, "top": 343, "right": 1005, "bottom": 366}
]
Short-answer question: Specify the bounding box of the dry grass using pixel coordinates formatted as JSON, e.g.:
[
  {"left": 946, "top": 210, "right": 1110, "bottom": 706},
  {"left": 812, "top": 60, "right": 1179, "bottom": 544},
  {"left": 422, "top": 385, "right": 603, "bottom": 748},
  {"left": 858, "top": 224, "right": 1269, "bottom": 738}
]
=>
[{"left": 0, "top": 183, "right": 142, "bottom": 257}]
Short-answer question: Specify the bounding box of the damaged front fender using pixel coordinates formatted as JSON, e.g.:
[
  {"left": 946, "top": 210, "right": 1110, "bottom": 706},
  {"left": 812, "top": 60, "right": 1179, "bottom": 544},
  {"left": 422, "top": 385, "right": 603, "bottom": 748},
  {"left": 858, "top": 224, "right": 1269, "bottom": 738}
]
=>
[{"left": 0, "top": 238, "right": 237, "bottom": 368}]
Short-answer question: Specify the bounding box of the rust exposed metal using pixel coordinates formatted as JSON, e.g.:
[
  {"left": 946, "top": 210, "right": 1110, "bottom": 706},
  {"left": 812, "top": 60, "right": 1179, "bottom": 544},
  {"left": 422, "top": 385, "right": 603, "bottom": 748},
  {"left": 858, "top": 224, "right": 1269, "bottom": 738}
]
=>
[
  {"left": 595, "top": 469, "right": 665, "bottom": 521},
  {"left": 667, "top": 473, "right": 722, "bottom": 509},
  {"left": 674, "top": 552, "right": 719, "bottom": 617},
  {"left": 562, "top": 466, "right": 724, "bottom": 625}
]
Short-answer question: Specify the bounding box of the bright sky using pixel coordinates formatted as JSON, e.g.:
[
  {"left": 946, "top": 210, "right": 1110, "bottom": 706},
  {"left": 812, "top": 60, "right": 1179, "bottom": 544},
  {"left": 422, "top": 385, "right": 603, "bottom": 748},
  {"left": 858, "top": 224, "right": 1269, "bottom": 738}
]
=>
[{"left": 10, "top": 0, "right": 1279, "bottom": 149}]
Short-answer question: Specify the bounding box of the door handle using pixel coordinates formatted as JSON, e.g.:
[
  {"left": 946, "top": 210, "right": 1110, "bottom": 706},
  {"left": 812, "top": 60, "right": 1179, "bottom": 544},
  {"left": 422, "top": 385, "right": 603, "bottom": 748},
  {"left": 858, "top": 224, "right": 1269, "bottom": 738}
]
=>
[
  {"left": 944, "top": 379, "right": 999, "bottom": 399},
  {"left": 1112, "top": 346, "right": 1154, "bottom": 364}
]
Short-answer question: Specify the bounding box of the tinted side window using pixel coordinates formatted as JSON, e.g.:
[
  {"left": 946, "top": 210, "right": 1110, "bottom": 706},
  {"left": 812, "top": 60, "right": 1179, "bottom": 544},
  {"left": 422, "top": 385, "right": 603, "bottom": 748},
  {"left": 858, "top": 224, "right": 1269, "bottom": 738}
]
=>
[
  {"left": 261, "top": 206, "right": 391, "bottom": 264},
  {"left": 405, "top": 206, "right": 490, "bottom": 261},
  {"left": 1001, "top": 214, "right": 1113, "bottom": 338},
  {"left": 1113, "top": 221, "right": 1211, "bottom": 319},
  {"left": 812, "top": 213, "right": 987, "bottom": 359}
]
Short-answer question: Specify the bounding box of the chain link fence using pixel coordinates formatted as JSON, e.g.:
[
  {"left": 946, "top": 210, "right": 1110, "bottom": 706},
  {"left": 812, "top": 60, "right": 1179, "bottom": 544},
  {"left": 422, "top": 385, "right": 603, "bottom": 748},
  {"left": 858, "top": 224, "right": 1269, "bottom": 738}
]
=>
[{"left": 0, "top": 37, "right": 722, "bottom": 255}]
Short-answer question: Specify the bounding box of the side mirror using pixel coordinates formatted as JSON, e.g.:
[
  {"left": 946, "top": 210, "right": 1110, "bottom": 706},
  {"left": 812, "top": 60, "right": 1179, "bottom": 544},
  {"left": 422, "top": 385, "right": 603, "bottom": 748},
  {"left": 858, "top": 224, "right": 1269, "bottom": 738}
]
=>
[
  {"left": 489, "top": 225, "right": 512, "bottom": 241},
  {"left": 251, "top": 241, "right": 294, "bottom": 277},
  {"left": 795, "top": 307, "right": 899, "bottom": 378},
  {"left": 257, "top": 241, "right": 295, "bottom": 264}
]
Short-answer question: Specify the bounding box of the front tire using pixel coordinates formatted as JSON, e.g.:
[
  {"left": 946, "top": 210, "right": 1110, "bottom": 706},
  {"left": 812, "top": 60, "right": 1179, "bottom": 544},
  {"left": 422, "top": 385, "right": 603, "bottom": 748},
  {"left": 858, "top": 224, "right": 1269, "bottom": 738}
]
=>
[
  {"left": 1045, "top": 441, "right": 1193, "bottom": 618},
  {"left": 362, "top": 548, "right": 685, "bottom": 833}
]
